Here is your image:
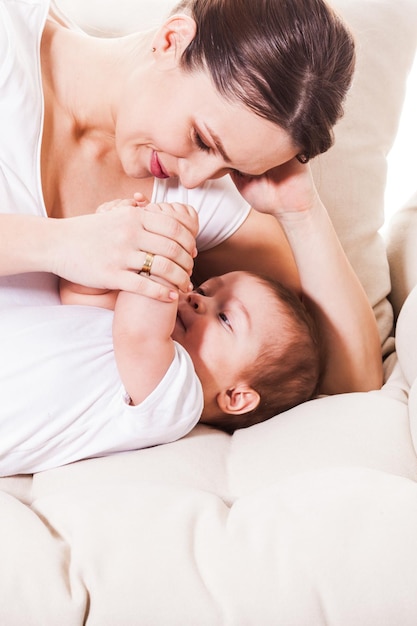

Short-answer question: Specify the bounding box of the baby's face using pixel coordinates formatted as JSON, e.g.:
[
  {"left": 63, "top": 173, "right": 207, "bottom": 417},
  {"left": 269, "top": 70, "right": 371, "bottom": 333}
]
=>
[{"left": 172, "top": 271, "right": 287, "bottom": 395}]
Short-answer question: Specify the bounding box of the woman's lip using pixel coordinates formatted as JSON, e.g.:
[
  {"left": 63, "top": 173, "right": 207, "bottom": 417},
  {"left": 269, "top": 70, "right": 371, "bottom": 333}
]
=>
[{"left": 150, "top": 151, "right": 169, "bottom": 179}]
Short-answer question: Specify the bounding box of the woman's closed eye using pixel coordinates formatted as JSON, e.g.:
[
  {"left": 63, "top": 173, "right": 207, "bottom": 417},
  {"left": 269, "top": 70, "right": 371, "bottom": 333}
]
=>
[{"left": 193, "top": 129, "right": 211, "bottom": 153}]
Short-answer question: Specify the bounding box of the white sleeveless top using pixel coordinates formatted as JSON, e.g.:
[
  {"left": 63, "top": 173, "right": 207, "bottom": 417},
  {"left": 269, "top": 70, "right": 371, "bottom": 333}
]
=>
[{"left": 0, "top": 0, "right": 251, "bottom": 308}]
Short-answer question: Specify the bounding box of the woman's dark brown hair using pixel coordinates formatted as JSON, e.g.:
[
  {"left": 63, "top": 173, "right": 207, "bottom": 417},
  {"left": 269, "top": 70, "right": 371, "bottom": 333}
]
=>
[{"left": 172, "top": 0, "right": 355, "bottom": 161}]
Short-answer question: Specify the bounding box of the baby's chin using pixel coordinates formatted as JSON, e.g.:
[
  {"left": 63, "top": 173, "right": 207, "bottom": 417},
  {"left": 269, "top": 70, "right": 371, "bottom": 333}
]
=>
[{"left": 171, "top": 313, "right": 186, "bottom": 342}]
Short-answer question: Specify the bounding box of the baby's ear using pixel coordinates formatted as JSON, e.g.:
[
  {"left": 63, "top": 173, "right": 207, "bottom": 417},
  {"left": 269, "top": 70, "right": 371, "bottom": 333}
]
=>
[{"left": 217, "top": 385, "right": 260, "bottom": 415}]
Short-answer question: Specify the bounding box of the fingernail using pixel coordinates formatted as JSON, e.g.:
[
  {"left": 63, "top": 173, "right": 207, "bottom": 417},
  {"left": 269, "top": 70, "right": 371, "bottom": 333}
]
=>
[{"left": 169, "top": 291, "right": 179, "bottom": 301}]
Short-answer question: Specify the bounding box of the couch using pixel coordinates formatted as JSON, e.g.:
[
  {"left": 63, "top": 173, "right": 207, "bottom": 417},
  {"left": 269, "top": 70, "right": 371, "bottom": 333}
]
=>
[{"left": 1, "top": 0, "right": 417, "bottom": 623}]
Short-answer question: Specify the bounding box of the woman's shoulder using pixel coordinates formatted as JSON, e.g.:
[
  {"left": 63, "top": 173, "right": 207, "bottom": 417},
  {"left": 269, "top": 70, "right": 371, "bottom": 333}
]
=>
[{"left": 48, "top": 0, "right": 85, "bottom": 31}]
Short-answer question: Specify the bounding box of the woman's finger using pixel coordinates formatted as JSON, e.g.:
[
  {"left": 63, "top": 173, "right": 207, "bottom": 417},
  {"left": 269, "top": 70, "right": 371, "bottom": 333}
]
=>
[
  {"left": 129, "top": 233, "right": 195, "bottom": 274},
  {"left": 116, "top": 270, "right": 180, "bottom": 303},
  {"left": 126, "top": 249, "right": 193, "bottom": 293}
]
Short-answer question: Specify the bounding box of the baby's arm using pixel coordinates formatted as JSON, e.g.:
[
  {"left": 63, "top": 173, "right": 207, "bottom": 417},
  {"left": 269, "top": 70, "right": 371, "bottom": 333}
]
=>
[
  {"left": 59, "top": 279, "right": 118, "bottom": 310},
  {"left": 113, "top": 200, "right": 198, "bottom": 405},
  {"left": 112, "top": 288, "right": 178, "bottom": 405}
]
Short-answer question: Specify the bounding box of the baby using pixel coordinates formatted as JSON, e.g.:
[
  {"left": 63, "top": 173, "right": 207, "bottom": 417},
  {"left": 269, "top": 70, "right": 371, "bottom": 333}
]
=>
[{"left": 0, "top": 201, "right": 321, "bottom": 476}]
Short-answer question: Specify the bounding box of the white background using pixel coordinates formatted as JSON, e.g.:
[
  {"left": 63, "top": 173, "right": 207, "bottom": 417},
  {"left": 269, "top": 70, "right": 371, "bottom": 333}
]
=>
[{"left": 385, "top": 52, "right": 417, "bottom": 224}]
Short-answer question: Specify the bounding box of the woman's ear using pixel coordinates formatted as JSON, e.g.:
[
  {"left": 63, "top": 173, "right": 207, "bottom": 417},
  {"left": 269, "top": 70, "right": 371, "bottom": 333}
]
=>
[
  {"left": 217, "top": 385, "right": 260, "bottom": 416},
  {"left": 151, "top": 15, "right": 196, "bottom": 65}
]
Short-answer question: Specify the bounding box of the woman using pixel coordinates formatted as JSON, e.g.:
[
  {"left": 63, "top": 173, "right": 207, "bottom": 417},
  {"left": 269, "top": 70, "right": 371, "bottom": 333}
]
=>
[{"left": 0, "top": 0, "right": 382, "bottom": 394}]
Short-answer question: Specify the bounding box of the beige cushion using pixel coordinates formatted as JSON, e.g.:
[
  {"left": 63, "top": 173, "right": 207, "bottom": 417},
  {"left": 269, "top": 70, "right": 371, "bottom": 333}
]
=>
[
  {"left": 386, "top": 192, "right": 417, "bottom": 318},
  {"left": 395, "top": 285, "right": 417, "bottom": 457},
  {"left": 312, "top": 0, "right": 417, "bottom": 349},
  {"left": 29, "top": 468, "right": 417, "bottom": 625},
  {"left": 0, "top": 386, "right": 415, "bottom": 623}
]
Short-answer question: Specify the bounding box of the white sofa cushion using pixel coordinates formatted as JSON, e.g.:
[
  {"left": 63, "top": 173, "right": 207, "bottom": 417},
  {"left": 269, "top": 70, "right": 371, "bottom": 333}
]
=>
[{"left": 21, "top": 469, "right": 417, "bottom": 625}]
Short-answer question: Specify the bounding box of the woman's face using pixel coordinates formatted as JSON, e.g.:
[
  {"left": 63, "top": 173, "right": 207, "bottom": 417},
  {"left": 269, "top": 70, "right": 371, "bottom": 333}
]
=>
[{"left": 115, "top": 64, "right": 298, "bottom": 188}]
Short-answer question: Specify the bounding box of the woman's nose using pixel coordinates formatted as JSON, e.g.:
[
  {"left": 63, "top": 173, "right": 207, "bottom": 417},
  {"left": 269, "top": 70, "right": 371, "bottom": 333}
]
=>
[{"left": 178, "top": 157, "right": 227, "bottom": 189}]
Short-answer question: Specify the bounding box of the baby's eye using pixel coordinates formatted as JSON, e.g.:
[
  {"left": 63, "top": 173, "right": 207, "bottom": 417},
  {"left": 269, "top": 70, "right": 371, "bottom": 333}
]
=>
[
  {"left": 193, "top": 130, "right": 211, "bottom": 153},
  {"left": 195, "top": 286, "right": 205, "bottom": 296},
  {"left": 219, "top": 312, "right": 231, "bottom": 328}
]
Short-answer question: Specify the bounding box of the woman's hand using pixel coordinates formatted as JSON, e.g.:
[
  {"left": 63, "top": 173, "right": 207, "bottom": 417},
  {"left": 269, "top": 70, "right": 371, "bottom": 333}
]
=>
[
  {"left": 230, "top": 158, "right": 318, "bottom": 218},
  {"left": 51, "top": 196, "right": 198, "bottom": 302},
  {"left": 231, "top": 158, "right": 383, "bottom": 394}
]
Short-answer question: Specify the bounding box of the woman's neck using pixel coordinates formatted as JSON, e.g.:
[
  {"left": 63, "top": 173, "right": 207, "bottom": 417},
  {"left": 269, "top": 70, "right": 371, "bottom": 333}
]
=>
[
  {"left": 41, "top": 19, "right": 153, "bottom": 138},
  {"left": 40, "top": 20, "right": 155, "bottom": 219}
]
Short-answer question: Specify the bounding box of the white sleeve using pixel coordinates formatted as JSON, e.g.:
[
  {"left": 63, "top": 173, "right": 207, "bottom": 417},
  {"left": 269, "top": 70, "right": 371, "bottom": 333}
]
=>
[
  {"left": 0, "top": 0, "right": 49, "bottom": 217},
  {"left": 119, "top": 343, "right": 204, "bottom": 446},
  {"left": 152, "top": 176, "right": 251, "bottom": 252}
]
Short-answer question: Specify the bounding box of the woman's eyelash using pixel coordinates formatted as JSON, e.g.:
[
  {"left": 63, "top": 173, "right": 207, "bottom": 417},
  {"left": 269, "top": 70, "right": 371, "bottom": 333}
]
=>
[{"left": 193, "top": 130, "right": 211, "bottom": 153}]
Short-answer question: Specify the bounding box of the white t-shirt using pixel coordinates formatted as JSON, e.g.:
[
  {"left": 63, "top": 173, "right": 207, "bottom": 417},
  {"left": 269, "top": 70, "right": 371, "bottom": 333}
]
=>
[
  {"left": 0, "top": 0, "right": 251, "bottom": 308},
  {"left": 0, "top": 304, "right": 203, "bottom": 475}
]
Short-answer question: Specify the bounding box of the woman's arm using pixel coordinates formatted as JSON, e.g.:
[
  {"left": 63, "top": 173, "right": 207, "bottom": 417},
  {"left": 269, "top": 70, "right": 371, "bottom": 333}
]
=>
[
  {"left": 204, "top": 161, "right": 382, "bottom": 395},
  {"left": 0, "top": 203, "right": 196, "bottom": 301},
  {"left": 275, "top": 192, "right": 383, "bottom": 394},
  {"left": 193, "top": 209, "right": 301, "bottom": 293}
]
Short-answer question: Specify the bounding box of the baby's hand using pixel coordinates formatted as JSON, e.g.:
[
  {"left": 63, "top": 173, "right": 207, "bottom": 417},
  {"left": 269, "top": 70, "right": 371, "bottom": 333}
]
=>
[
  {"left": 137, "top": 196, "right": 199, "bottom": 247},
  {"left": 97, "top": 195, "right": 198, "bottom": 252},
  {"left": 96, "top": 197, "right": 143, "bottom": 213}
]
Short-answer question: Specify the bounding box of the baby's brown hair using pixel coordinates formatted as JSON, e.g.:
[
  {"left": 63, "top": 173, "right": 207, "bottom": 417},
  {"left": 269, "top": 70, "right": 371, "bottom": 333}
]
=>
[{"left": 209, "top": 274, "right": 322, "bottom": 433}]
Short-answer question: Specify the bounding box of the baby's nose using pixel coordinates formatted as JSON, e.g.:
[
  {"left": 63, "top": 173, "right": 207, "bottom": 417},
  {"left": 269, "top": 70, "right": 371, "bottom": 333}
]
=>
[{"left": 187, "top": 293, "right": 206, "bottom": 313}]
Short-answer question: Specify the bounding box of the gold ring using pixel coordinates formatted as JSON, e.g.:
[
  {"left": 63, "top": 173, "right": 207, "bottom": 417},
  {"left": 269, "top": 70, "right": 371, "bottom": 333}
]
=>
[{"left": 139, "top": 252, "right": 154, "bottom": 276}]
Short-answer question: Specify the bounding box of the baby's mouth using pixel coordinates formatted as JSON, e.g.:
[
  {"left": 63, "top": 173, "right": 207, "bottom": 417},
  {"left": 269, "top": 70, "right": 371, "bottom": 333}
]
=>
[{"left": 176, "top": 311, "right": 186, "bottom": 331}]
